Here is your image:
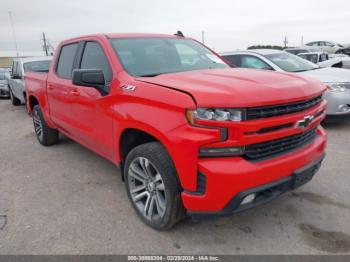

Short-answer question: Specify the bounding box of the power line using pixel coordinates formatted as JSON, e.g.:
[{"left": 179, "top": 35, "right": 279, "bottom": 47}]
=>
[{"left": 8, "top": 11, "right": 19, "bottom": 57}]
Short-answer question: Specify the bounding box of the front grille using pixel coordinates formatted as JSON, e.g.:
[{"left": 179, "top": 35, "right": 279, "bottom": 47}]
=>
[
  {"left": 244, "top": 127, "right": 317, "bottom": 161},
  {"left": 246, "top": 96, "right": 323, "bottom": 120}
]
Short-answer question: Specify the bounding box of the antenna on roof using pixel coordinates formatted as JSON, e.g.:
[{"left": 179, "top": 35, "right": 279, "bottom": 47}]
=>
[{"left": 174, "top": 31, "right": 184, "bottom": 37}]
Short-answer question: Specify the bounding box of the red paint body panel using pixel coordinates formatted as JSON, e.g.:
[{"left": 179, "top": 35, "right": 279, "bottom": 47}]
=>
[{"left": 25, "top": 33, "right": 327, "bottom": 213}]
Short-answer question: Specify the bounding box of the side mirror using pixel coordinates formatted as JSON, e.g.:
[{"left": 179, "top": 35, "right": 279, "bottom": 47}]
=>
[{"left": 72, "top": 69, "right": 108, "bottom": 95}]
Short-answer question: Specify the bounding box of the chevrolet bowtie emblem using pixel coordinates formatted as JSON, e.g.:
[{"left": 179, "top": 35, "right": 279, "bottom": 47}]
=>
[{"left": 295, "top": 115, "right": 314, "bottom": 129}]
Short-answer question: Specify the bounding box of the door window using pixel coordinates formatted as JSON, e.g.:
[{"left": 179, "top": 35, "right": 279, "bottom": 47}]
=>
[
  {"left": 56, "top": 43, "right": 79, "bottom": 79},
  {"left": 11, "top": 62, "right": 17, "bottom": 76},
  {"left": 223, "top": 55, "right": 242, "bottom": 67},
  {"left": 240, "top": 55, "right": 272, "bottom": 70},
  {"left": 80, "top": 42, "right": 112, "bottom": 83}
]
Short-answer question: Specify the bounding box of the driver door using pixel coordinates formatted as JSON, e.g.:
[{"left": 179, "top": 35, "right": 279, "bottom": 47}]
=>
[{"left": 69, "top": 41, "right": 114, "bottom": 159}]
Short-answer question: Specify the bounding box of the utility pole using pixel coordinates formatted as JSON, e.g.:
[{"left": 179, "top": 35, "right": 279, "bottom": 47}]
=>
[
  {"left": 8, "top": 11, "right": 19, "bottom": 57},
  {"left": 42, "top": 32, "right": 49, "bottom": 56},
  {"left": 301, "top": 35, "right": 304, "bottom": 46},
  {"left": 283, "top": 36, "right": 288, "bottom": 48},
  {"left": 201, "top": 31, "right": 205, "bottom": 44}
]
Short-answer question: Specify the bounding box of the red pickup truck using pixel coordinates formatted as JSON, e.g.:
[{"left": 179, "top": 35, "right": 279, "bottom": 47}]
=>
[{"left": 25, "top": 33, "right": 327, "bottom": 229}]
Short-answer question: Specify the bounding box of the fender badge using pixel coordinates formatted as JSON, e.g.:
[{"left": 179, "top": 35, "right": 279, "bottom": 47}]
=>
[{"left": 121, "top": 84, "right": 136, "bottom": 92}]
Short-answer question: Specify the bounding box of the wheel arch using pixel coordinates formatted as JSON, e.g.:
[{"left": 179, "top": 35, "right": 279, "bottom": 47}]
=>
[
  {"left": 117, "top": 125, "right": 176, "bottom": 183},
  {"left": 28, "top": 95, "right": 40, "bottom": 114}
]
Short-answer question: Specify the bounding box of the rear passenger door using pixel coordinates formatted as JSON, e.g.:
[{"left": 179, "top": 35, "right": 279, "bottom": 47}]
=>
[
  {"left": 47, "top": 42, "right": 80, "bottom": 133},
  {"left": 69, "top": 41, "right": 114, "bottom": 159}
]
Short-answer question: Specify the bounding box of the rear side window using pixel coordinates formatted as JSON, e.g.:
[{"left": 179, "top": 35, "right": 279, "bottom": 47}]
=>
[
  {"left": 223, "top": 55, "right": 242, "bottom": 67},
  {"left": 80, "top": 42, "right": 112, "bottom": 82},
  {"left": 56, "top": 43, "right": 79, "bottom": 79},
  {"left": 24, "top": 60, "right": 51, "bottom": 73},
  {"left": 11, "top": 62, "right": 17, "bottom": 76}
]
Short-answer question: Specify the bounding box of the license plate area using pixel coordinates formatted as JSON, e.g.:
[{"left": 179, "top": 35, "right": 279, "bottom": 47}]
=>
[{"left": 292, "top": 159, "right": 322, "bottom": 189}]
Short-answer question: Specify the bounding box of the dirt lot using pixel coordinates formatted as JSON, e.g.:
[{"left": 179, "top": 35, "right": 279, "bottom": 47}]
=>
[{"left": 0, "top": 98, "right": 350, "bottom": 255}]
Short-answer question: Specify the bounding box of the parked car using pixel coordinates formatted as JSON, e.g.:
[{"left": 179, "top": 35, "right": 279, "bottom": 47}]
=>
[
  {"left": 25, "top": 33, "right": 326, "bottom": 229},
  {"left": 0, "top": 67, "right": 11, "bottom": 98},
  {"left": 221, "top": 49, "right": 350, "bottom": 119},
  {"left": 8, "top": 57, "right": 52, "bottom": 106},
  {"left": 334, "top": 44, "right": 350, "bottom": 56},
  {"left": 305, "top": 41, "right": 344, "bottom": 54}
]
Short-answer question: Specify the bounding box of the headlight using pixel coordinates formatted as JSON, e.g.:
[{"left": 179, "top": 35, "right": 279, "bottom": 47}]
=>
[
  {"left": 326, "top": 83, "right": 350, "bottom": 92},
  {"left": 187, "top": 108, "right": 246, "bottom": 124}
]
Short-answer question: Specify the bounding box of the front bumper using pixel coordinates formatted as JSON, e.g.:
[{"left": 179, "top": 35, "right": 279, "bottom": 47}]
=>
[
  {"left": 182, "top": 126, "right": 327, "bottom": 213},
  {"left": 189, "top": 153, "right": 325, "bottom": 219},
  {"left": 0, "top": 85, "right": 9, "bottom": 98},
  {"left": 323, "top": 91, "right": 350, "bottom": 115}
]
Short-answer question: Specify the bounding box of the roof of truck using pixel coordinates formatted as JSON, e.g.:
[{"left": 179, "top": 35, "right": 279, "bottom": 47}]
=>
[
  {"left": 13, "top": 56, "right": 53, "bottom": 63},
  {"left": 105, "top": 33, "right": 181, "bottom": 39},
  {"left": 61, "top": 33, "right": 188, "bottom": 44}
]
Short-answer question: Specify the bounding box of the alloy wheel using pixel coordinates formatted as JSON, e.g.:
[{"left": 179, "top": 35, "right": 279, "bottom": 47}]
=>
[
  {"left": 33, "top": 110, "right": 43, "bottom": 141},
  {"left": 128, "top": 157, "right": 166, "bottom": 221}
]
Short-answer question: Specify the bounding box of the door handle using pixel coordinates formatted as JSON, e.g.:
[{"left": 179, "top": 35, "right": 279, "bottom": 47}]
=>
[{"left": 70, "top": 89, "right": 80, "bottom": 96}]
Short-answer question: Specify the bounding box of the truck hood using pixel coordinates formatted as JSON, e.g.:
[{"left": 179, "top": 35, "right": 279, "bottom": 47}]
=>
[
  {"left": 137, "top": 68, "right": 325, "bottom": 107},
  {"left": 297, "top": 67, "right": 350, "bottom": 83}
]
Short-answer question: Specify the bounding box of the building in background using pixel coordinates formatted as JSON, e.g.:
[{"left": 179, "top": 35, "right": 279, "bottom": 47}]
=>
[{"left": 0, "top": 50, "right": 47, "bottom": 68}]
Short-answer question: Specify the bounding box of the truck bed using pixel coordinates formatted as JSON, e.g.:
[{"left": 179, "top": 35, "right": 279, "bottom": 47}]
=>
[{"left": 24, "top": 71, "right": 49, "bottom": 114}]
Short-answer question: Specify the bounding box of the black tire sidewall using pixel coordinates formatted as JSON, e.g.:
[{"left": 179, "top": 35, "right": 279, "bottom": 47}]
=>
[{"left": 32, "top": 105, "right": 58, "bottom": 146}]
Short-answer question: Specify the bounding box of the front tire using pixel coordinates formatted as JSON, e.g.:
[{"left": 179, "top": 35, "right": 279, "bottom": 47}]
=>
[
  {"left": 32, "top": 105, "right": 59, "bottom": 146},
  {"left": 124, "top": 142, "right": 185, "bottom": 230}
]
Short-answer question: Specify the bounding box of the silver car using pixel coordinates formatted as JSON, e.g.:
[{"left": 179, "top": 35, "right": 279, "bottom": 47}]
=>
[
  {"left": 304, "top": 41, "right": 344, "bottom": 54},
  {"left": 0, "top": 68, "right": 11, "bottom": 98},
  {"left": 8, "top": 57, "right": 52, "bottom": 106},
  {"left": 221, "top": 49, "right": 350, "bottom": 119}
]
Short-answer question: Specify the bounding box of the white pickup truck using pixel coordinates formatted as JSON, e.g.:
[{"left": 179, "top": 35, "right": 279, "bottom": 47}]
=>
[
  {"left": 8, "top": 57, "right": 52, "bottom": 106},
  {"left": 298, "top": 52, "right": 350, "bottom": 69}
]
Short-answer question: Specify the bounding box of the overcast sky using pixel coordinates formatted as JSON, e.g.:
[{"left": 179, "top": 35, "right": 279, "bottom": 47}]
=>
[{"left": 0, "top": 0, "right": 349, "bottom": 52}]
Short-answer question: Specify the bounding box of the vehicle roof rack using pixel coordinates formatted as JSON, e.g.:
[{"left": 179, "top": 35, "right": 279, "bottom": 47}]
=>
[{"left": 174, "top": 31, "right": 184, "bottom": 37}]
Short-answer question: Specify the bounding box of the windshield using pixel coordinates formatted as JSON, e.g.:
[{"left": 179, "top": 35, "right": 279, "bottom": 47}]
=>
[
  {"left": 23, "top": 60, "right": 51, "bottom": 73},
  {"left": 265, "top": 52, "right": 319, "bottom": 72},
  {"left": 110, "top": 38, "right": 228, "bottom": 77}
]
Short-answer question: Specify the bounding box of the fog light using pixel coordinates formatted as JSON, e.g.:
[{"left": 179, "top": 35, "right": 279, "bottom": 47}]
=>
[
  {"left": 241, "top": 194, "right": 256, "bottom": 205},
  {"left": 199, "top": 146, "right": 244, "bottom": 157},
  {"left": 338, "top": 104, "right": 350, "bottom": 113}
]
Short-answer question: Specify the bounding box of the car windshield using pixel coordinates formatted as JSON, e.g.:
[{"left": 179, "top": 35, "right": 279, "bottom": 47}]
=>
[
  {"left": 110, "top": 38, "right": 228, "bottom": 77},
  {"left": 265, "top": 52, "right": 319, "bottom": 72},
  {"left": 23, "top": 60, "right": 51, "bottom": 73}
]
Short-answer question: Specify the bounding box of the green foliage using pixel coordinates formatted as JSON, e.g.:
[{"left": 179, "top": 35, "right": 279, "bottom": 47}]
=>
[{"left": 247, "top": 45, "right": 284, "bottom": 50}]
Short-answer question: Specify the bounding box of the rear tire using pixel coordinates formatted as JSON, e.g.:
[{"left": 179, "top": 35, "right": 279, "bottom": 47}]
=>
[
  {"left": 124, "top": 142, "right": 185, "bottom": 230},
  {"left": 9, "top": 88, "right": 21, "bottom": 106},
  {"left": 32, "top": 105, "right": 59, "bottom": 146}
]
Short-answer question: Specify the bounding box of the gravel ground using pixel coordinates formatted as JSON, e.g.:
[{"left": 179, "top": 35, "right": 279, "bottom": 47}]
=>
[{"left": 0, "top": 98, "right": 350, "bottom": 255}]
